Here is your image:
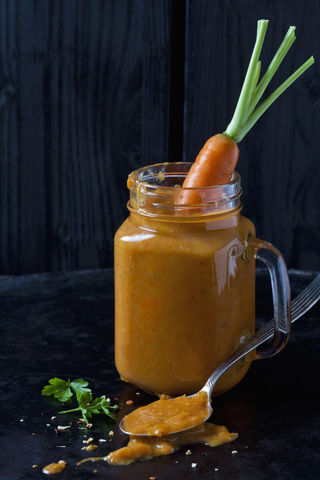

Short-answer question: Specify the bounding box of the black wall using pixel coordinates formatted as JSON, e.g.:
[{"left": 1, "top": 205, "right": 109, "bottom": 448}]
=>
[{"left": 0, "top": 0, "right": 319, "bottom": 275}]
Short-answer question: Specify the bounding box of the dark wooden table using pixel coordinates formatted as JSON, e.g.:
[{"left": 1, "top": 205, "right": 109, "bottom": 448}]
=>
[{"left": 1, "top": 269, "right": 319, "bottom": 479}]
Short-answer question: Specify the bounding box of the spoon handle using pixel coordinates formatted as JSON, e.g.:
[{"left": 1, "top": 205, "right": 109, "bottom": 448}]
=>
[{"left": 203, "top": 274, "right": 320, "bottom": 398}]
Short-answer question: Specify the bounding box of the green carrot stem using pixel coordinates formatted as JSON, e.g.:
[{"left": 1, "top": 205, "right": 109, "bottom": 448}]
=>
[
  {"left": 224, "top": 20, "right": 314, "bottom": 143},
  {"left": 237, "top": 56, "right": 314, "bottom": 140},
  {"left": 252, "top": 61, "right": 261, "bottom": 94},
  {"left": 226, "top": 19, "right": 268, "bottom": 139}
]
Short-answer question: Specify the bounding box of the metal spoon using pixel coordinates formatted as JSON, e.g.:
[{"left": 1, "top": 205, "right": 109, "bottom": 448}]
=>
[{"left": 120, "top": 275, "right": 320, "bottom": 437}]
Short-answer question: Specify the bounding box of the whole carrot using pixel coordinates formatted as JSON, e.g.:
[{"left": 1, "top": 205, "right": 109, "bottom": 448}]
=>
[{"left": 177, "top": 20, "right": 314, "bottom": 205}]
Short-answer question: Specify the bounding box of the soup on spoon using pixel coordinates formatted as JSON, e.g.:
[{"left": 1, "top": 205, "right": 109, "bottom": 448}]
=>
[{"left": 121, "top": 391, "right": 210, "bottom": 437}]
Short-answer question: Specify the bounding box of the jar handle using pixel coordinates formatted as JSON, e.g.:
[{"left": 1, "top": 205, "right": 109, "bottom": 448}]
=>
[{"left": 248, "top": 236, "right": 291, "bottom": 359}]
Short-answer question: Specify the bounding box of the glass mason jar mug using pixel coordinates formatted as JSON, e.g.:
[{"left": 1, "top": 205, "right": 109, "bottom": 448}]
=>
[{"left": 114, "top": 163, "right": 291, "bottom": 396}]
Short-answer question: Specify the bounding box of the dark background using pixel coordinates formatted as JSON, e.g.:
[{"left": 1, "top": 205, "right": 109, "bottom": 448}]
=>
[{"left": 0, "top": 0, "right": 319, "bottom": 275}]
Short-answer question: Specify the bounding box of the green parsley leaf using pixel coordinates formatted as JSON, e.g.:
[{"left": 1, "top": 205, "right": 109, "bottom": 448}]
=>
[
  {"left": 59, "top": 394, "right": 117, "bottom": 424},
  {"left": 42, "top": 377, "right": 73, "bottom": 403},
  {"left": 69, "top": 379, "right": 91, "bottom": 399},
  {"left": 86, "top": 395, "right": 117, "bottom": 421}
]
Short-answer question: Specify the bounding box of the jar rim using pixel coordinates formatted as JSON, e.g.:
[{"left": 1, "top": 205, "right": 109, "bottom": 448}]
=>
[
  {"left": 127, "top": 162, "right": 242, "bottom": 217},
  {"left": 128, "top": 162, "right": 241, "bottom": 191}
]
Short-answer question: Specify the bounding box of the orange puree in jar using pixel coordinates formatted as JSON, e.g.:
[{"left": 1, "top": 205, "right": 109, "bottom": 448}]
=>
[{"left": 114, "top": 163, "right": 255, "bottom": 396}]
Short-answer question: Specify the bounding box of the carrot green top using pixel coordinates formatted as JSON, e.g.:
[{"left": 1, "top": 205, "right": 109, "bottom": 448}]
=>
[{"left": 224, "top": 19, "right": 314, "bottom": 144}]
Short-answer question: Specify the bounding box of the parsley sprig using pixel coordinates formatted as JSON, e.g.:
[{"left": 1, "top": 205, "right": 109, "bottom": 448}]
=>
[{"left": 42, "top": 377, "right": 117, "bottom": 425}]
